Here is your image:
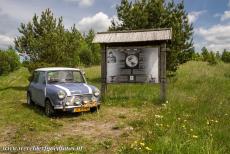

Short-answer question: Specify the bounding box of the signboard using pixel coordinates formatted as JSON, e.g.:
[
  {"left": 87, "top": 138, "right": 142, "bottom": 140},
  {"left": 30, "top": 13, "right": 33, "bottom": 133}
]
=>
[{"left": 106, "top": 47, "right": 159, "bottom": 83}]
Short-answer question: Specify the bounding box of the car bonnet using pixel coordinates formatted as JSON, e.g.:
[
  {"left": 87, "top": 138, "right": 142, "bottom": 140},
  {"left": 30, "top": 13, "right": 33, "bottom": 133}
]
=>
[{"left": 52, "top": 83, "right": 93, "bottom": 96}]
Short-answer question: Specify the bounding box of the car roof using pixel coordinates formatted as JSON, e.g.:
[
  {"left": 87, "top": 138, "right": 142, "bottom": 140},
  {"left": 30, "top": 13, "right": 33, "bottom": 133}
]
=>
[{"left": 35, "top": 67, "right": 81, "bottom": 72}]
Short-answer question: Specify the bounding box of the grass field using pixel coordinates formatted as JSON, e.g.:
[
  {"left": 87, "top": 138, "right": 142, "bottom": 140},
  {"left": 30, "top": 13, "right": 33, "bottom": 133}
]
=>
[{"left": 0, "top": 61, "right": 229, "bottom": 153}]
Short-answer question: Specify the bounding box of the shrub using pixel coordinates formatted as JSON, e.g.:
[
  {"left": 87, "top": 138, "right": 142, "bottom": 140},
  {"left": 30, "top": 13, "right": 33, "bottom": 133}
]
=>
[
  {"left": 22, "top": 60, "right": 30, "bottom": 68},
  {"left": 6, "top": 50, "right": 21, "bottom": 71},
  {"left": 79, "top": 47, "right": 93, "bottom": 66},
  {"left": 0, "top": 50, "right": 20, "bottom": 75},
  {"left": 207, "top": 52, "right": 218, "bottom": 65},
  {"left": 27, "top": 62, "right": 55, "bottom": 73}
]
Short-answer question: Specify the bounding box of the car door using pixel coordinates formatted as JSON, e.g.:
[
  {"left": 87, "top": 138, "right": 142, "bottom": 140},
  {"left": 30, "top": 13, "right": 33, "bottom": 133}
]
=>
[
  {"left": 30, "top": 71, "right": 39, "bottom": 104},
  {"left": 34, "top": 71, "right": 46, "bottom": 107}
]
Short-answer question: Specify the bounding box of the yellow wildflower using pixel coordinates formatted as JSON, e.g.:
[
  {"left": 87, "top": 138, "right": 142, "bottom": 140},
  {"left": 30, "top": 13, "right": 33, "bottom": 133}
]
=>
[
  {"left": 190, "top": 128, "right": 193, "bottom": 132},
  {"left": 192, "top": 135, "right": 198, "bottom": 139},
  {"left": 215, "top": 120, "right": 218, "bottom": 123},
  {"left": 155, "top": 115, "right": 163, "bottom": 118},
  {"left": 145, "top": 147, "right": 152, "bottom": 151},
  {"left": 131, "top": 144, "right": 134, "bottom": 148},
  {"left": 140, "top": 142, "right": 145, "bottom": 146}
]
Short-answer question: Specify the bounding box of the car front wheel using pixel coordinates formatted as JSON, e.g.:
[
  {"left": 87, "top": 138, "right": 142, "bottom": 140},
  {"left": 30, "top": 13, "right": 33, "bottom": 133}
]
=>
[{"left": 45, "top": 100, "right": 55, "bottom": 117}]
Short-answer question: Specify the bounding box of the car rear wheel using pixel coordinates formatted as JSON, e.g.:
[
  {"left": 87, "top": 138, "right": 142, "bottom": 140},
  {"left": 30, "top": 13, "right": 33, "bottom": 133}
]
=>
[
  {"left": 27, "top": 92, "right": 34, "bottom": 105},
  {"left": 45, "top": 100, "right": 55, "bottom": 117}
]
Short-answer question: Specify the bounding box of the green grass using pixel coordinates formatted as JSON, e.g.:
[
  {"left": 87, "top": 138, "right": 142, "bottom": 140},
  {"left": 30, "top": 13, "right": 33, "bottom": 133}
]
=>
[{"left": 0, "top": 61, "right": 229, "bottom": 153}]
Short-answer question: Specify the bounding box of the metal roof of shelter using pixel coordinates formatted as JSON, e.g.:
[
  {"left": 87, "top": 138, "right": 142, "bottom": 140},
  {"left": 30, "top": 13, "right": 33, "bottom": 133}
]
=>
[{"left": 93, "top": 28, "right": 172, "bottom": 44}]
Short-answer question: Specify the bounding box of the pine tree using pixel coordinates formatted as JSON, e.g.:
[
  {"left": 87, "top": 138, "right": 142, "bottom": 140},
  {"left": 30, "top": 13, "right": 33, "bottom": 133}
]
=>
[
  {"left": 216, "top": 51, "right": 221, "bottom": 60},
  {"left": 110, "top": 0, "right": 194, "bottom": 73},
  {"left": 208, "top": 51, "right": 217, "bottom": 65},
  {"left": 85, "top": 29, "right": 101, "bottom": 65},
  {"left": 14, "top": 9, "right": 83, "bottom": 67},
  {"left": 222, "top": 49, "right": 230, "bottom": 63},
  {"left": 201, "top": 47, "right": 210, "bottom": 61}
]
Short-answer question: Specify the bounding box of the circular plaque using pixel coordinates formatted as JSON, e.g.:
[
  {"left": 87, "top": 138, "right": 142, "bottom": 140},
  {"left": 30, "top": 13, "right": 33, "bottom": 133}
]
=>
[{"left": 126, "top": 55, "right": 138, "bottom": 68}]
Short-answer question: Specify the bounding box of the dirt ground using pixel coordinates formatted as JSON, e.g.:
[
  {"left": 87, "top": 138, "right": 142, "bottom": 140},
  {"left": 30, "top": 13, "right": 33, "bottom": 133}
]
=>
[{"left": 0, "top": 106, "right": 150, "bottom": 154}]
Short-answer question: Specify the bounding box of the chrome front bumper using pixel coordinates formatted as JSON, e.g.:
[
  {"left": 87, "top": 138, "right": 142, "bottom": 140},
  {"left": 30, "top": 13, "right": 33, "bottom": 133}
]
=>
[{"left": 54, "top": 102, "right": 100, "bottom": 110}]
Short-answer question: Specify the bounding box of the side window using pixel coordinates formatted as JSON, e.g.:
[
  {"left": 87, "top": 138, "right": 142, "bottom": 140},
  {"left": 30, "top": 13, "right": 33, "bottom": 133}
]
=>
[
  {"left": 38, "top": 72, "right": 46, "bottom": 84},
  {"left": 32, "top": 72, "right": 39, "bottom": 83}
]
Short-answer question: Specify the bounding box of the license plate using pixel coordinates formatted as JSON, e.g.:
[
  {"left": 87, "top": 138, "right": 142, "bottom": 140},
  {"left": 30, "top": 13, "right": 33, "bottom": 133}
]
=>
[{"left": 74, "top": 107, "right": 90, "bottom": 112}]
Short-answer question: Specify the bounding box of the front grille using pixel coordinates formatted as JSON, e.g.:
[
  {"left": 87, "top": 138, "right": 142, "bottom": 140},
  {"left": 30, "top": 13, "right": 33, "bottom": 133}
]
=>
[
  {"left": 79, "top": 94, "right": 93, "bottom": 101},
  {"left": 66, "top": 94, "right": 93, "bottom": 106}
]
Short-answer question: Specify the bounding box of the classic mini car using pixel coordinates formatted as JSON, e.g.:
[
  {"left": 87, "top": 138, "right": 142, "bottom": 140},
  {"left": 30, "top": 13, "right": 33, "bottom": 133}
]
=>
[{"left": 27, "top": 67, "right": 100, "bottom": 116}]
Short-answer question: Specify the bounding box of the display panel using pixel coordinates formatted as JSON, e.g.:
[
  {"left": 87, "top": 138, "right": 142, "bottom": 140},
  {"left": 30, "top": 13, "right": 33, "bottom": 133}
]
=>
[{"left": 106, "top": 47, "right": 159, "bottom": 83}]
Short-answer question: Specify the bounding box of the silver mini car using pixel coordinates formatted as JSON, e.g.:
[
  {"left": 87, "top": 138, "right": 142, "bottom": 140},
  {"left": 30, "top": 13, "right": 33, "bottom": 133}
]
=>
[{"left": 27, "top": 67, "right": 100, "bottom": 116}]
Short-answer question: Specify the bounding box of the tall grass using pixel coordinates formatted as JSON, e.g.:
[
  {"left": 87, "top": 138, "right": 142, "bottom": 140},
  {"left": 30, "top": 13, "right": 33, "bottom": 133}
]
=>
[
  {"left": 115, "top": 62, "right": 230, "bottom": 153},
  {"left": 0, "top": 61, "right": 229, "bottom": 153}
]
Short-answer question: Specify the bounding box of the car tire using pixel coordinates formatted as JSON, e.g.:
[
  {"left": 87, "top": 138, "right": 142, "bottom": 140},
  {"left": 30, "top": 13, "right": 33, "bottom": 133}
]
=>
[
  {"left": 45, "top": 100, "right": 55, "bottom": 117},
  {"left": 27, "top": 92, "right": 34, "bottom": 105},
  {"left": 90, "top": 105, "right": 100, "bottom": 113}
]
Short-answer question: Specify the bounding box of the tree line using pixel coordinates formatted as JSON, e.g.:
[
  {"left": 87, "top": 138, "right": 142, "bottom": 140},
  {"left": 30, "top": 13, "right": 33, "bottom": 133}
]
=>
[{"left": 192, "top": 47, "right": 230, "bottom": 65}]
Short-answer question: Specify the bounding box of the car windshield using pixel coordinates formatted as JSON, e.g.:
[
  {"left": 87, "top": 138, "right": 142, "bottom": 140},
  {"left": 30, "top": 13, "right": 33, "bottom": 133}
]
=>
[{"left": 47, "top": 70, "right": 85, "bottom": 84}]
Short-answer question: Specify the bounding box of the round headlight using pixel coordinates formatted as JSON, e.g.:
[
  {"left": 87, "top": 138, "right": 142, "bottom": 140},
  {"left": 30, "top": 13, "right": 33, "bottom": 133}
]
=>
[
  {"left": 58, "top": 90, "right": 66, "bottom": 99},
  {"left": 83, "top": 97, "right": 89, "bottom": 103},
  {"left": 74, "top": 97, "right": 81, "bottom": 105},
  {"left": 93, "top": 89, "right": 100, "bottom": 97}
]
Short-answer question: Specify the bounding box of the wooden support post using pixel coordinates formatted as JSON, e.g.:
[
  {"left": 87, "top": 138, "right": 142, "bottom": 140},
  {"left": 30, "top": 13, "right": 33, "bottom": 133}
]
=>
[
  {"left": 160, "top": 43, "right": 167, "bottom": 102},
  {"left": 101, "top": 45, "right": 107, "bottom": 98}
]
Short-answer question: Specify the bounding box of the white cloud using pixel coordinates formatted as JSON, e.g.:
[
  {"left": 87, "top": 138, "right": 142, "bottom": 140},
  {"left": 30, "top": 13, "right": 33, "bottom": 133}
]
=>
[
  {"left": 188, "top": 11, "right": 206, "bottom": 23},
  {"left": 77, "top": 12, "right": 112, "bottom": 32},
  {"left": 0, "top": 34, "right": 14, "bottom": 49},
  {"left": 64, "top": 0, "right": 94, "bottom": 7},
  {"left": 0, "top": 0, "right": 39, "bottom": 22},
  {"left": 220, "top": 11, "right": 230, "bottom": 21},
  {"left": 196, "top": 24, "right": 230, "bottom": 51}
]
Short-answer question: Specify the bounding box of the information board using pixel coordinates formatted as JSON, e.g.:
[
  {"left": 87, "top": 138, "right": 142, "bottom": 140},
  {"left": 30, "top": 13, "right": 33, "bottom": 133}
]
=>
[{"left": 106, "top": 47, "right": 159, "bottom": 83}]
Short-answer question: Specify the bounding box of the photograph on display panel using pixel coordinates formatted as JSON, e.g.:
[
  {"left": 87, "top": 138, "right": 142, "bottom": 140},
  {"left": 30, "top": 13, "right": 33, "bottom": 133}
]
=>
[{"left": 106, "top": 47, "right": 159, "bottom": 83}]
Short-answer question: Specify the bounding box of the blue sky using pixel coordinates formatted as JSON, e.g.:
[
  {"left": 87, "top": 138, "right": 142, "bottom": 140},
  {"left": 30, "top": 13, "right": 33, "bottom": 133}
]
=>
[{"left": 0, "top": 0, "right": 230, "bottom": 52}]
